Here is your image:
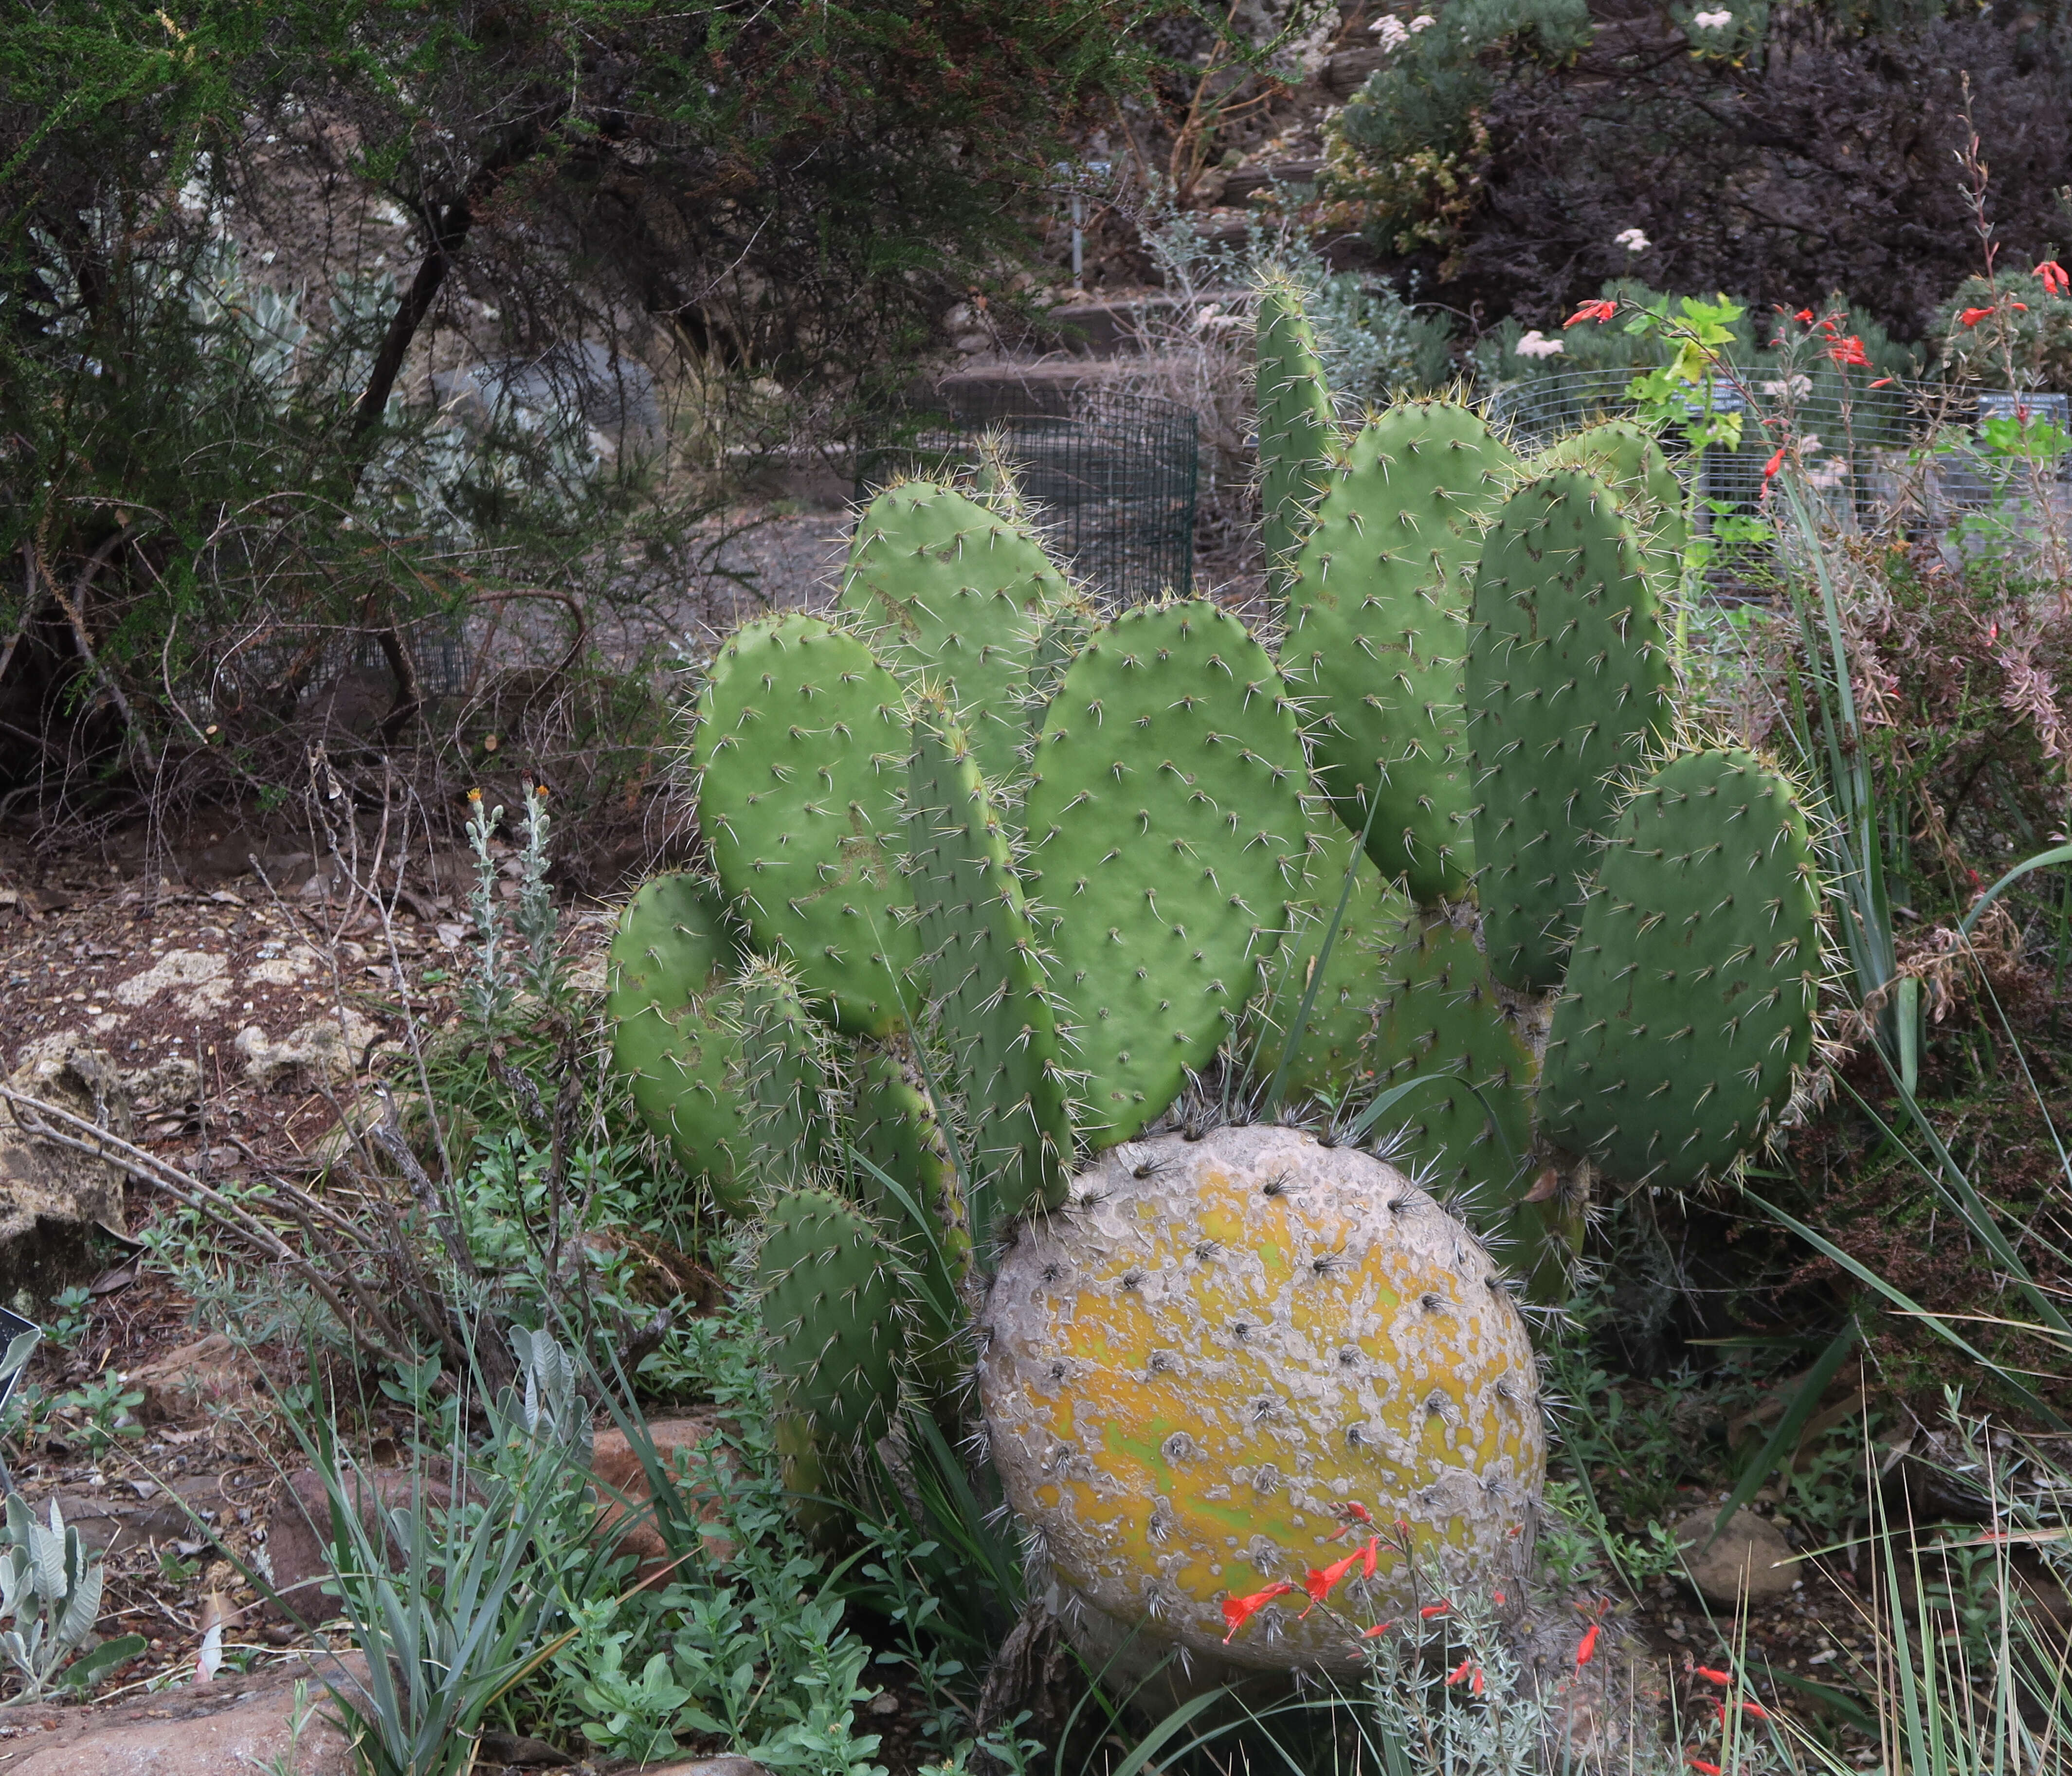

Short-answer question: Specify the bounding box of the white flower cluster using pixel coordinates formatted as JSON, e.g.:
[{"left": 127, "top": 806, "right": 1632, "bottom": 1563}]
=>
[
  {"left": 1691, "top": 8, "right": 1734, "bottom": 27},
  {"left": 1512, "top": 330, "right": 1566, "bottom": 359},
  {"left": 1615, "top": 227, "right": 1651, "bottom": 254},
  {"left": 1371, "top": 13, "right": 1436, "bottom": 51}
]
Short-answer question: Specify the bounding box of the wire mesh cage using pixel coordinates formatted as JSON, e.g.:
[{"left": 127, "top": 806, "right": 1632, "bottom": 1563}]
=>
[{"left": 856, "top": 382, "right": 1199, "bottom": 605}]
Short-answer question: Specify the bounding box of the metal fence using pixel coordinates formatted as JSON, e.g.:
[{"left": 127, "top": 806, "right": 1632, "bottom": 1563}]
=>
[{"left": 856, "top": 383, "right": 1199, "bottom": 605}]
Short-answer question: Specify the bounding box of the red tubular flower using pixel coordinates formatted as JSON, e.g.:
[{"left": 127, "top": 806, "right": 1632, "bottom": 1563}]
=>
[
  {"left": 1794, "top": 307, "right": 1814, "bottom": 323},
  {"left": 1762, "top": 444, "right": 1787, "bottom": 481},
  {"left": 1222, "top": 1581, "right": 1294, "bottom": 1642},
  {"left": 2011, "top": 301, "right": 2030, "bottom": 311},
  {"left": 1304, "top": 1544, "right": 1371, "bottom": 1609},
  {"left": 1826, "top": 334, "right": 1872, "bottom": 368},
  {"left": 1564, "top": 299, "right": 1618, "bottom": 327},
  {"left": 1869, "top": 376, "right": 1893, "bottom": 387},
  {"left": 1688, "top": 1762, "right": 1725, "bottom": 1776},
  {"left": 1445, "top": 1658, "right": 1484, "bottom": 1692},
  {"left": 1960, "top": 306, "right": 1996, "bottom": 327},
  {"left": 1694, "top": 1667, "right": 1734, "bottom": 1685},
  {"left": 1420, "top": 1602, "right": 1453, "bottom": 1619},
  {"left": 2038, "top": 260, "right": 2069, "bottom": 297},
  {"left": 1361, "top": 1537, "right": 1380, "bottom": 1578},
  {"left": 1362, "top": 1619, "right": 1395, "bottom": 1639},
  {"left": 1576, "top": 1624, "right": 1601, "bottom": 1667}
]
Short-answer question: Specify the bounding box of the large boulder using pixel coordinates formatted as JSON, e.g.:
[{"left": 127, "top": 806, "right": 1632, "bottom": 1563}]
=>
[{"left": 1, "top": 1038, "right": 132, "bottom": 1301}]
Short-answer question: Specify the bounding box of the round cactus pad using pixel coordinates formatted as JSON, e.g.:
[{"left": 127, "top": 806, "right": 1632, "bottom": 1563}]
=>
[{"left": 980, "top": 1125, "right": 1544, "bottom": 1670}]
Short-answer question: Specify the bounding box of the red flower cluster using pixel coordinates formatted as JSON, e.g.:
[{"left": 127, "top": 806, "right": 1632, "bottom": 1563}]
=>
[
  {"left": 1302, "top": 1537, "right": 1381, "bottom": 1613},
  {"left": 1564, "top": 299, "right": 1618, "bottom": 327},
  {"left": 1445, "top": 1657, "right": 1485, "bottom": 1694},
  {"left": 1961, "top": 301, "right": 2030, "bottom": 327},
  {"left": 2037, "top": 260, "right": 2069, "bottom": 297},
  {"left": 1826, "top": 334, "right": 1871, "bottom": 368}
]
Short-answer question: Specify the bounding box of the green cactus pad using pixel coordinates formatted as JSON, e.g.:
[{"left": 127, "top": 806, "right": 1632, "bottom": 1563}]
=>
[
  {"left": 1364, "top": 906, "right": 1539, "bottom": 1225},
  {"left": 733, "top": 957, "right": 837, "bottom": 1191},
  {"left": 1539, "top": 747, "right": 1822, "bottom": 1190},
  {"left": 605, "top": 871, "right": 740, "bottom": 1022},
  {"left": 611, "top": 980, "right": 756, "bottom": 1217},
  {"left": 1244, "top": 815, "right": 1408, "bottom": 1106},
  {"left": 1025, "top": 600, "right": 1308, "bottom": 1146},
  {"left": 1537, "top": 420, "right": 1688, "bottom": 583},
  {"left": 841, "top": 479, "right": 1071, "bottom": 786},
  {"left": 691, "top": 612, "right": 916, "bottom": 1035},
  {"left": 756, "top": 1186, "right": 910, "bottom": 1456},
  {"left": 907, "top": 697, "right": 1072, "bottom": 1235},
  {"left": 1282, "top": 399, "right": 1518, "bottom": 904},
  {"left": 1255, "top": 272, "right": 1336, "bottom": 589},
  {"left": 1466, "top": 468, "right": 1675, "bottom": 990}
]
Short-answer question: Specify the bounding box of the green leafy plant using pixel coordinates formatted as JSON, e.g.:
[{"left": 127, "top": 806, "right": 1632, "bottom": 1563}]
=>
[{"left": 0, "top": 1495, "right": 105, "bottom": 1704}]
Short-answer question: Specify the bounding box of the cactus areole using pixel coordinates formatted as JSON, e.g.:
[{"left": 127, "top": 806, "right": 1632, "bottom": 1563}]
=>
[{"left": 980, "top": 1126, "right": 1545, "bottom": 1671}]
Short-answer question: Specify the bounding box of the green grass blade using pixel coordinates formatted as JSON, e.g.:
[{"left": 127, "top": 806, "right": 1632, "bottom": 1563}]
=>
[{"left": 1706, "top": 1316, "right": 1860, "bottom": 1547}]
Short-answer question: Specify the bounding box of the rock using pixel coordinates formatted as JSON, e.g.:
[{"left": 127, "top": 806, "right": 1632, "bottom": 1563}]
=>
[
  {"left": 263, "top": 1465, "right": 472, "bottom": 1626},
  {"left": 1672, "top": 1506, "right": 1802, "bottom": 1605},
  {"left": 112, "top": 948, "right": 233, "bottom": 1016},
  {"left": 130, "top": 1333, "right": 267, "bottom": 1427},
  {"left": 0, "top": 1653, "right": 360, "bottom": 1776},
  {"left": 637, "top": 1760, "right": 772, "bottom": 1776},
  {"left": 1, "top": 1040, "right": 132, "bottom": 1298},
  {"left": 589, "top": 1417, "right": 738, "bottom": 1578},
  {"left": 234, "top": 1010, "right": 379, "bottom": 1089}
]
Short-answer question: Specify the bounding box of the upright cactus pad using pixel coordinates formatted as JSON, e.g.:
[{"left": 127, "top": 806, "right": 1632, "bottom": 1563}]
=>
[
  {"left": 1365, "top": 906, "right": 1539, "bottom": 1224},
  {"left": 1024, "top": 601, "right": 1309, "bottom": 1147},
  {"left": 1255, "top": 271, "right": 1336, "bottom": 588},
  {"left": 756, "top": 1186, "right": 910, "bottom": 1457},
  {"left": 1244, "top": 817, "right": 1409, "bottom": 1107},
  {"left": 1283, "top": 400, "right": 1518, "bottom": 904},
  {"left": 853, "top": 1044, "right": 969, "bottom": 1284},
  {"left": 1539, "top": 747, "right": 1821, "bottom": 1189},
  {"left": 907, "top": 699, "right": 1073, "bottom": 1235},
  {"left": 1537, "top": 419, "right": 1687, "bottom": 580},
  {"left": 608, "top": 877, "right": 756, "bottom": 1214},
  {"left": 1467, "top": 468, "right": 1675, "bottom": 990},
  {"left": 981, "top": 1126, "right": 1544, "bottom": 1671},
  {"left": 733, "top": 958, "right": 837, "bottom": 1191},
  {"left": 841, "top": 479, "right": 1071, "bottom": 786},
  {"left": 691, "top": 613, "right": 916, "bottom": 1035}
]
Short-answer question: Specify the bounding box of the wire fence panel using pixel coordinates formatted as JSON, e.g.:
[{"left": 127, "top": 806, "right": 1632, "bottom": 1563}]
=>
[{"left": 857, "top": 383, "right": 1199, "bottom": 607}]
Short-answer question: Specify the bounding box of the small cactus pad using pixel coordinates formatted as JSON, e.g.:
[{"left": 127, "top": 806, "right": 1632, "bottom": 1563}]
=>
[
  {"left": 1245, "top": 816, "right": 1409, "bottom": 1107},
  {"left": 841, "top": 479, "right": 1071, "bottom": 786},
  {"left": 1536, "top": 420, "right": 1687, "bottom": 580},
  {"left": 907, "top": 699, "right": 1073, "bottom": 1233},
  {"left": 1283, "top": 400, "right": 1518, "bottom": 904},
  {"left": 756, "top": 1186, "right": 910, "bottom": 1458},
  {"left": 691, "top": 613, "right": 916, "bottom": 1034},
  {"left": 980, "top": 1126, "right": 1543, "bottom": 1671},
  {"left": 1255, "top": 272, "right": 1336, "bottom": 588},
  {"left": 1467, "top": 468, "right": 1674, "bottom": 990},
  {"left": 1365, "top": 906, "right": 1539, "bottom": 1226},
  {"left": 606, "top": 871, "right": 739, "bottom": 1022},
  {"left": 610, "top": 977, "right": 755, "bottom": 1217},
  {"left": 1024, "top": 601, "right": 1308, "bottom": 1147},
  {"left": 733, "top": 957, "right": 837, "bottom": 1190},
  {"left": 1539, "top": 747, "right": 1821, "bottom": 1189}
]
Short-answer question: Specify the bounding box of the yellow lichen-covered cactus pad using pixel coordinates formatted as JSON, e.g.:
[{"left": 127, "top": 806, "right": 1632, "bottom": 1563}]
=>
[{"left": 979, "top": 1125, "right": 1544, "bottom": 1670}]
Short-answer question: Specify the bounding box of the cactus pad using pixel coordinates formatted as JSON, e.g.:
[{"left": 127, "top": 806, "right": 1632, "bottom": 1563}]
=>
[
  {"left": 1364, "top": 906, "right": 1539, "bottom": 1226},
  {"left": 907, "top": 698, "right": 1073, "bottom": 1234},
  {"left": 733, "top": 957, "right": 837, "bottom": 1191},
  {"left": 980, "top": 1125, "right": 1543, "bottom": 1670},
  {"left": 692, "top": 613, "right": 916, "bottom": 1034},
  {"left": 1024, "top": 601, "right": 1309, "bottom": 1146},
  {"left": 605, "top": 872, "right": 740, "bottom": 1022},
  {"left": 1255, "top": 272, "right": 1336, "bottom": 589},
  {"left": 757, "top": 1186, "right": 909, "bottom": 1457},
  {"left": 1467, "top": 468, "right": 1674, "bottom": 990},
  {"left": 611, "top": 979, "right": 755, "bottom": 1217},
  {"left": 842, "top": 479, "right": 1070, "bottom": 786},
  {"left": 1539, "top": 747, "right": 1821, "bottom": 1189},
  {"left": 1537, "top": 419, "right": 1687, "bottom": 580},
  {"left": 1283, "top": 400, "right": 1517, "bottom": 904}
]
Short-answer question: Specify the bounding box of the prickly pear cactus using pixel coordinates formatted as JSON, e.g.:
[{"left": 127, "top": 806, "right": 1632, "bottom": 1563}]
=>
[
  {"left": 757, "top": 1186, "right": 910, "bottom": 1462},
  {"left": 1539, "top": 747, "right": 1821, "bottom": 1190},
  {"left": 733, "top": 957, "right": 837, "bottom": 1189},
  {"left": 1366, "top": 906, "right": 1539, "bottom": 1223},
  {"left": 841, "top": 479, "right": 1072, "bottom": 786},
  {"left": 1536, "top": 419, "right": 1687, "bottom": 580},
  {"left": 1282, "top": 400, "right": 1518, "bottom": 904},
  {"left": 608, "top": 874, "right": 755, "bottom": 1214},
  {"left": 907, "top": 696, "right": 1073, "bottom": 1239},
  {"left": 1255, "top": 271, "right": 1337, "bottom": 589},
  {"left": 980, "top": 1125, "right": 1544, "bottom": 1671},
  {"left": 691, "top": 613, "right": 917, "bottom": 1035},
  {"left": 1466, "top": 468, "right": 1675, "bottom": 991},
  {"left": 1023, "top": 601, "right": 1309, "bottom": 1147}
]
